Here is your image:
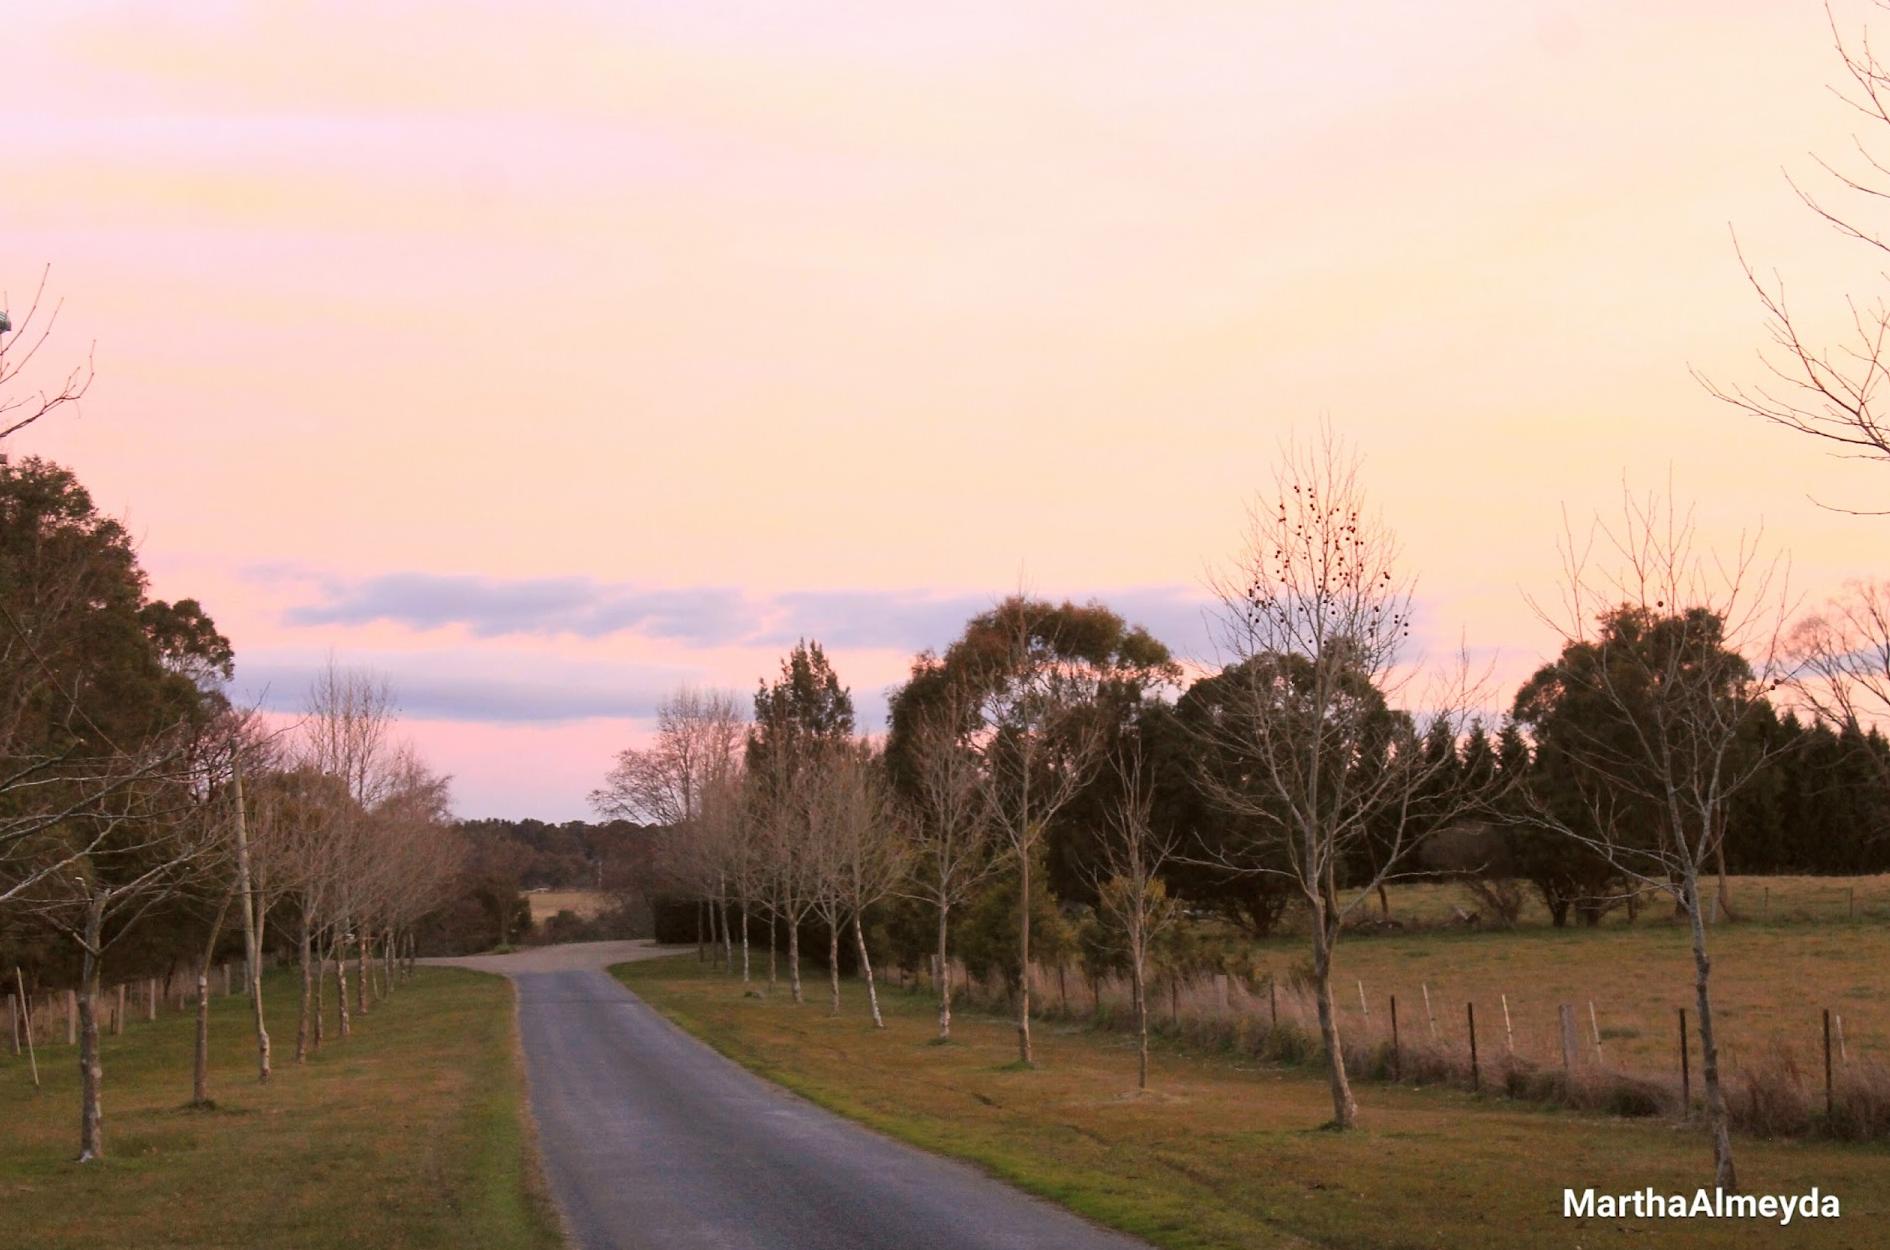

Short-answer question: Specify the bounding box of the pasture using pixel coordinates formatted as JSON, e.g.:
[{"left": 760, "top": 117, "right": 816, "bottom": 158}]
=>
[
  {"left": 0, "top": 967, "right": 558, "bottom": 1250},
  {"left": 526, "top": 888, "right": 613, "bottom": 926}
]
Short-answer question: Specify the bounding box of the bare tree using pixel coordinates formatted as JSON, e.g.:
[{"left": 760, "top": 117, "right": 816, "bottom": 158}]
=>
[
  {"left": 0, "top": 268, "right": 92, "bottom": 443},
  {"left": 748, "top": 735, "right": 820, "bottom": 1005},
  {"left": 1701, "top": 3, "right": 1890, "bottom": 510},
  {"left": 898, "top": 689, "right": 997, "bottom": 1041},
  {"left": 14, "top": 724, "right": 231, "bottom": 1161},
  {"left": 822, "top": 743, "right": 906, "bottom": 1028},
  {"left": 303, "top": 661, "right": 397, "bottom": 1025},
  {"left": 594, "top": 686, "right": 744, "bottom": 967},
  {"left": 1525, "top": 485, "right": 1787, "bottom": 1190},
  {"left": 1200, "top": 432, "right": 1491, "bottom": 1130},
  {"left": 1786, "top": 579, "right": 1890, "bottom": 784},
  {"left": 1091, "top": 741, "right": 1179, "bottom": 1091}
]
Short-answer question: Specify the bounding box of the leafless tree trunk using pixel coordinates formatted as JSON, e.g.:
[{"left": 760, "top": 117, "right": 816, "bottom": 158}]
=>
[
  {"left": 231, "top": 765, "right": 270, "bottom": 1084},
  {"left": 1702, "top": 4, "right": 1890, "bottom": 512},
  {"left": 76, "top": 897, "right": 104, "bottom": 1161},
  {"left": 786, "top": 913, "right": 803, "bottom": 1004},
  {"left": 1199, "top": 430, "right": 1493, "bottom": 1129},
  {"left": 192, "top": 889, "right": 234, "bottom": 1106},
  {"left": 1093, "top": 744, "right": 1178, "bottom": 1091},
  {"left": 1522, "top": 483, "right": 1785, "bottom": 1189},
  {"left": 355, "top": 926, "right": 369, "bottom": 1016},
  {"left": 334, "top": 936, "right": 351, "bottom": 1039},
  {"left": 826, "top": 921, "right": 841, "bottom": 1015},
  {"left": 296, "top": 915, "right": 314, "bottom": 1062},
  {"left": 313, "top": 943, "right": 327, "bottom": 1049},
  {"left": 900, "top": 691, "right": 996, "bottom": 1043},
  {"left": 935, "top": 904, "right": 953, "bottom": 1039},
  {"left": 851, "top": 914, "right": 883, "bottom": 1029}
]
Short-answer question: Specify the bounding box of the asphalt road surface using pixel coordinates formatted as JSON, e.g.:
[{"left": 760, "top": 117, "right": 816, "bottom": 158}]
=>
[{"left": 429, "top": 941, "right": 1151, "bottom": 1250}]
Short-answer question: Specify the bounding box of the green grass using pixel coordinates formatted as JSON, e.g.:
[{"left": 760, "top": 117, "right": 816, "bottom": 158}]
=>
[
  {"left": 617, "top": 954, "right": 1890, "bottom": 1250},
  {"left": 0, "top": 967, "right": 561, "bottom": 1250}
]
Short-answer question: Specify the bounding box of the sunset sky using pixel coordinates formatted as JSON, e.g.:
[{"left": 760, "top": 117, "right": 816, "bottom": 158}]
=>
[{"left": 8, "top": 1, "right": 1887, "bottom": 819}]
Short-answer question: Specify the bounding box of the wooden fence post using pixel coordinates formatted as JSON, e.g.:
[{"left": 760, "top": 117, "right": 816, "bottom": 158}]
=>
[
  {"left": 1824, "top": 1008, "right": 1834, "bottom": 1120},
  {"left": 65, "top": 990, "right": 76, "bottom": 1045},
  {"left": 1558, "top": 1004, "right": 1577, "bottom": 1076},
  {"left": 1678, "top": 1007, "right": 1690, "bottom": 1115},
  {"left": 1169, "top": 977, "right": 1179, "bottom": 1026},
  {"left": 1467, "top": 1002, "right": 1479, "bottom": 1092},
  {"left": 1421, "top": 983, "right": 1438, "bottom": 1040},
  {"left": 1836, "top": 1013, "right": 1849, "bottom": 1064},
  {"left": 1390, "top": 995, "right": 1401, "bottom": 1080},
  {"left": 1269, "top": 978, "right": 1278, "bottom": 1029}
]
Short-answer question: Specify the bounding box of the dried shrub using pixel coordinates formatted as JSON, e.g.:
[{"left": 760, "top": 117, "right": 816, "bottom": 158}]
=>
[{"left": 1459, "top": 878, "right": 1527, "bottom": 929}]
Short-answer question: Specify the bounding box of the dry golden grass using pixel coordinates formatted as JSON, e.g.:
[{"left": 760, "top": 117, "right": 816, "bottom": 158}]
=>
[
  {"left": 525, "top": 888, "right": 611, "bottom": 924},
  {"left": 1250, "top": 903, "right": 1890, "bottom": 1077},
  {"left": 1361, "top": 873, "right": 1890, "bottom": 931}
]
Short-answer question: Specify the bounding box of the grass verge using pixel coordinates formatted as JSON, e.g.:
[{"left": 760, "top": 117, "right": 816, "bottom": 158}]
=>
[
  {"left": 0, "top": 966, "right": 562, "bottom": 1250},
  {"left": 616, "top": 954, "right": 1889, "bottom": 1250}
]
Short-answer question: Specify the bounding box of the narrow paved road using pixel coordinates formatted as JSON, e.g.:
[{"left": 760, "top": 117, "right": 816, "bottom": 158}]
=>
[{"left": 429, "top": 941, "right": 1150, "bottom": 1250}]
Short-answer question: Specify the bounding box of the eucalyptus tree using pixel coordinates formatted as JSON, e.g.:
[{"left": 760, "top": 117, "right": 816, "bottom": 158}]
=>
[
  {"left": 898, "top": 598, "right": 1176, "bottom": 1065},
  {"left": 1522, "top": 486, "right": 1787, "bottom": 1190}
]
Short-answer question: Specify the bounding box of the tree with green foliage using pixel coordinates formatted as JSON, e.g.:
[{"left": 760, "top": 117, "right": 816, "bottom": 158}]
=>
[
  {"left": 1524, "top": 487, "right": 1787, "bottom": 1191},
  {"left": 892, "top": 596, "right": 1175, "bottom": 1065}
]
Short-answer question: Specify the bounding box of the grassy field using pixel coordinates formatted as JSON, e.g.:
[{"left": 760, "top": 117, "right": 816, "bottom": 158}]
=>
[
  {"left": 0, "top": 967, "right": 561, "bottom": 1250},
  {"left": 617, "top": 953, "right": 1889, "bottom": 1250},
  {"left": 1258, "top": 917, "right": 1890, "bottom": 1074},
  {"left": 1355, "top": 874, "right": 1890, "bottom": 931},
  {"left": 526, "top": 888, "right": 611, "bottom": 925}
]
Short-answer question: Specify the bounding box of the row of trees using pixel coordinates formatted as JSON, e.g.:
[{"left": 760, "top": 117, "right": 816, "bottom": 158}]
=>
[
  {"left": 610, "top": 426, "right": 1890, "bottom": 1192},
  {"left": 0, "top": 311, "right": 462, "bottom": 1159}
]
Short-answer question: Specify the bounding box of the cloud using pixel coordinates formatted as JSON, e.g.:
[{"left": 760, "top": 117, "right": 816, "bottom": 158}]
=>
[
  {"left": 283, "top": 572, "right": 754, "bottom": 643},
  {"left": 271, "top": 571, "right": 1220, "bottom": 656},
  {"left": 232, "top": 650, "right": 683, "bottom": 725}
]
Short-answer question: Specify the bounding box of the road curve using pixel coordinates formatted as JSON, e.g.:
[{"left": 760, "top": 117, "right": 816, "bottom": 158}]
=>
[{"left": 427, "top": 941, "right": 1151, "bottom": 1250}]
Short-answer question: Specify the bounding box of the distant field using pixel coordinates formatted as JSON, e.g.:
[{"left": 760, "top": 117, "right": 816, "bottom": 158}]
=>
[
  {"left": 1219, "top": 874, "right": 1890, "bottom": 1077},
  {"left": 619, "top": 955, "right": 1890, "bottom": 1250},
  {"left": 527, "top": 888, "right": 612, "bottom": 924},
  {"left": 1338, "top": 873, "right": 1890, "bottom": 931},
  {"left": 0, "top": 967, "right": 559, "bottom": 1250}
]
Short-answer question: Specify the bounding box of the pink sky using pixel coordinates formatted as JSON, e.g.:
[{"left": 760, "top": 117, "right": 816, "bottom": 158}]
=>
[{"left": 7, "top": 1, "right": 1886, "bottom": 818}]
